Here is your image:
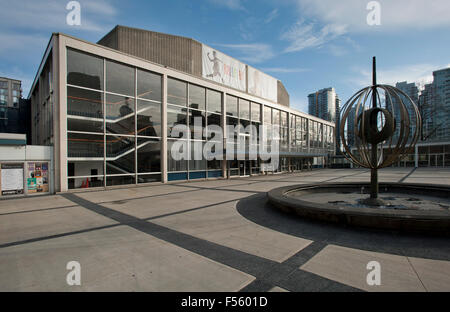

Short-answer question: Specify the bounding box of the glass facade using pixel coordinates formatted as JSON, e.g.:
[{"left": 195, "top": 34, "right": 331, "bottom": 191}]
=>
[
  {"left": 65, "top": 47, "right": 334, "bottom": 189},
  {"left": 67, "top": 49, "right": 162, "bottom": 189}
]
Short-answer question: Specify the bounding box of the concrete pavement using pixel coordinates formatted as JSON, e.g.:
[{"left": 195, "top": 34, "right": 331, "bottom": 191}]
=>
[{"left": 1, "top": 168, "right": 449, "bottom": 291}]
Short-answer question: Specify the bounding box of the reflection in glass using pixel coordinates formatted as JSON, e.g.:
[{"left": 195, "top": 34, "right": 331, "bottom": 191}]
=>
[
  {"left": 207, "top": 113, "right": 221, "bottom": 141},
  {"left": 264, "top": 106, "right": 271, "bottom": 124},
  {"left": 67, "top": 48, "right": 103, "bottom": 90},
  {"left": 207, "top": 89, "right": 221, "bottom": 113},
  {"left": 168, "top": 140, "right": 187, "bottom": 172},
  {"left": 68, "top": 118, "right": 103, "bottom": 133},
  {"left": 189, "top": 109, "right": 206, "bottom": 139},
  {"left": 226, "top": 95, "right": 238, "bottom": 117},
  {"left": 106, "top": 175, "right": 135, "bottom": 186},
  {"left": 67, "top": 86, "right": 103, "bottom": 118},
  {"left": 69, "top": 177, "right": 104, "bottom": 189},
  {"left": 137, "top": 138, "right": 161, "bottom": 173},
  {"left": 137, "top": 69, "right": 161, "bottom": 102},
  {"left": 239, "top": 99, "right": 250, "bottom": 120},
  {"left": 68, "top": 133, "right": 104, "bottom": 158},
  {"left": 251, "top": 103, "right": 260, "bottom": 122},
  {"left": 106, "top": 135, "right": 135, "bottom": 174},
  {"left": 138, "top": 174, "right": 161, "bottom": 183},
  {"left": 190, "top": 141, "right": 206, "bottom": 171},
  {"left": 167, "top": 104, "right": 187, "bottom": 138},
  {"left": 189, "top": 84, "right": 205, "bottom": 110},
  {"left": 106, "top": 60, "right": 135, "bottom": 96},
  {"left": 106, "top": 94, "right": 135, "bottom": 135},
  {"left": 273, "top": 109, "right": 280, "bottom": 125},
  {"left": 68, "top": 161, "right": 104, "bottom": 177},
  {"left": 281, "top": 112, "right": 288, "bottom": 127},
  {"left": 168, "top": 78, "right": 187, "bottom": 106},
  {"left": 137, "top": 100, "right": 161, "bottom": 137}
]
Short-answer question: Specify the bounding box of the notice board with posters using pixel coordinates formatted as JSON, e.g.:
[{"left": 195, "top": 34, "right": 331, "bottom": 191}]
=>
[
  {"left": 27, "top": 162, "right": 49, "bottom": 194},
  {"left": 0, "top": 163, "right": 24, "bottom": 196}
]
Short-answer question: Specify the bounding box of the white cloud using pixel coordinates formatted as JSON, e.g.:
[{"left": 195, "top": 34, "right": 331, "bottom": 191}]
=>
[
  {"left": 290, "top": 97, "right": 308, "bottom": 113},
  {"left": 208, "top": 0, "right": 245, "bottom": 10},
  {"left": 0, "top": 0, "right": 117, "bottom": 34},
  {"left": 214, "top": 43, "right": 275, "bottom": 64},
  {"left": 280, "top": 0, "right": 450, "bottom": 54},
  {"left": 292, "top": 0, "right": 450, "bottom": 31},
  {"left": 262, "top": 67, "right": 309, "bottom": 73},
  {"left": 265, "top": 8, "right": 279, "bottom": 23},
  {"left": 0, "top": 33, "right": 48, "bottom": 54},
  {"left": 349, "top": 63, "right": 449, "bottom": 88},
  {"left": 281, "top": 19, "right": 347, "bottom": 53}
]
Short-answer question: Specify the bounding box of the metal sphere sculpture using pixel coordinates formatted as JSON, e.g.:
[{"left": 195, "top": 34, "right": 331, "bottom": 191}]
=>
[{"left": 340, "top": 57, "right": 422, "bottom": 205}]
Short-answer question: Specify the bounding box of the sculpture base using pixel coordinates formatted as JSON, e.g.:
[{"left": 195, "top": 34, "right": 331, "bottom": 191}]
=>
[
  {"left": 359, "top": 197, "right": 385, "bottom": 207},
  {"left": 267, "top": 182, "right": 450, "bottom": 234}
]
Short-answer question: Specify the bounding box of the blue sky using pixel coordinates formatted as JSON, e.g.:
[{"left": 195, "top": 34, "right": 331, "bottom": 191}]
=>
[{"left": 0, "top": 0, "right": 449, "bottom": 113}]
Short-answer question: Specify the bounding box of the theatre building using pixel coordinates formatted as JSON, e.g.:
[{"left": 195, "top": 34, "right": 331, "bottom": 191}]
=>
[{"left": 28, "top": 25, "right": 335, "bottom": 192}]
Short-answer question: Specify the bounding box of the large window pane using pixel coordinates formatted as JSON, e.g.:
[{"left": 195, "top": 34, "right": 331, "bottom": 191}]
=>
[
  {"left": 251, "top": 103, "right": 260, "bottom": 122},
  {"left": 67, "top": 49, "right": 103, "bottom": 90},
  {"left": 226, "top": 95, "right": 238, "bottom": 117},
  {"left": 106, "top": 135, "right": 135, "bottom": 174},
  {"left": 106, "top": 175, "right": 135, "bottom": 186},
  {"left": 264, "top": 106, "right": 271, "bottom": 124},
  {"left": 137, "top": 69, "right": 161, "bottom": 102},
  {"left": 105, "top": 94, "right": 135, "bottom": 135},
  {"left": 138, "top": 174, "right": 161, "bottom": 184},
  {"left": 208, "top": 160, "right": 221, "bottom": 170},
  {"left": 239, "top": 99, "right": 250, "bottom": 120},
  {"left": 168, "top": 140, "right": 187, "bottom": 172},
  {"left": 190, "top": 141, "right": 206, "bottom": 171},
  {"left": 207, "top": 89, "right": 222, "bottom": 113},
  {"left": 68, "top": 118, "right": 103, "bottom": 133},
  {"left": 106, "top": 60, "right": 135, "bottom": 96},
  {"left": 68, "top": 161, "right": 104, "bottom": 177},
  {"left": 68, "top": 133, "right": 103, "bottom": 158},
  {"left": 137, "top": 138, "right": 161, "bottom": 173},
  {"left": 281, "top": 112, "right": 288, "bottom": 127},
  {"left": 207, "top": 113, "right": 221, "bottom": 141},
  {"left": 226, "top": 116, "right": 239, "bottom": 140},
  {"left": 67, "top": 86, "right": 103, "bottom": 118},
  {"left": 167, "top": 104, "right": 187, "bottom": 138},
  {"left": 168, "top": 78, "right": 187, "bottom": 106},
  {"left": 273, "top": 109, "right": 280, "bottom": 125},
  {"left": 137, "top": 100, "right": 161, "bottom": 137},
  {"left": 69, "top": 177, "right": 104, "bottom": 189},
  {"left": 189, "top": 84, "right": 205, "bottom": 110},
  {"left": 189, "top": 109, "right": 206, "bottom": 139}
]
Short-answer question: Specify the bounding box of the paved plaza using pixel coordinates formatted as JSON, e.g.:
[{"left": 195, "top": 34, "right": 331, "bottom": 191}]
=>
[{"left": 0, "top": 168, "right": 449, "bottom": 292}]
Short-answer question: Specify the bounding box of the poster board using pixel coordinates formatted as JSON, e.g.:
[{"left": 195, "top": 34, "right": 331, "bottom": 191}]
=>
[
  {"left": 27, "top": 162, "right": 49, "bottom": 194},
  {"left": 1, "top": 163, "right": 24, "bottom": 196},
  {"left": 202, "top": 44, "right": 246, "bottom": 92}
]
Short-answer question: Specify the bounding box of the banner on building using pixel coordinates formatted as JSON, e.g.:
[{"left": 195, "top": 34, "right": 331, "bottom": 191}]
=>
[
  {"left": 248, "top": 66, "right": 278, "bottom": 103},
  {"left": 1, "top": 163, "right": 24, "bottom": 196},
  {"left": 202, "top": 44, "right": 246, "bottom": 92}
]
